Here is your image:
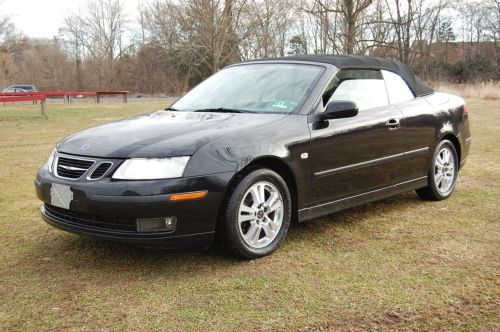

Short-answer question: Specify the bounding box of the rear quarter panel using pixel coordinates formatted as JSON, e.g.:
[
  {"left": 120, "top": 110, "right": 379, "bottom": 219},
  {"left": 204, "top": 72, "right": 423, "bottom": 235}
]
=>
[{"left": 425, "top": 92, "right": 471, "bottom": 166}]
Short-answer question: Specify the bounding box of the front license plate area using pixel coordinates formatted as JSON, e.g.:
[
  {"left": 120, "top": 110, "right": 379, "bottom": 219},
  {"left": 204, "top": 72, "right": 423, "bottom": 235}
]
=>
[{"left": 50, "top": 183, "right": 73, "bottom": 210}]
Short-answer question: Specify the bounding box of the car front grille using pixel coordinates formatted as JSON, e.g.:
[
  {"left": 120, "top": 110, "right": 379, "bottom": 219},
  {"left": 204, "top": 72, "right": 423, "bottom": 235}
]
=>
[
  {"left": 44, "top": 204, "right": 137, "bottom": 232},
  {"left": 56, "top": 156, "right": 95, "bottom": 179},
  {"left": 88, "top": 162, "right": 113, "bottom": 179}
]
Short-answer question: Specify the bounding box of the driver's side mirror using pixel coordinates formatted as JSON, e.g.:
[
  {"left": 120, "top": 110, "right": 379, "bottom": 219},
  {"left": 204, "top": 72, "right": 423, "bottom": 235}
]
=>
[{"left": 322, "top": 101, "right": 358, "bottom": 120}]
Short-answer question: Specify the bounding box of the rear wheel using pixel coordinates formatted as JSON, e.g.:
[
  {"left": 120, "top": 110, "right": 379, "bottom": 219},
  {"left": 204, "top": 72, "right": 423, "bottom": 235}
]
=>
[
  {"left": 416, "top": 139, "right": 458, "bottom": 200},
  {"left": 223, "top": 168, "right": 291, "bottom": 259}
]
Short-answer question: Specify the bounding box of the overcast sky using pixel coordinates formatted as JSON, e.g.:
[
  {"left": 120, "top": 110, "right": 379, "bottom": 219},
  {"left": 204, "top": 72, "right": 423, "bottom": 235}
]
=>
[
  {"left": 1, "top": 0, "right": 137, "bottom": 39},
  {"left": 2, "top": 0, "right": 472, "bottom": 40}
]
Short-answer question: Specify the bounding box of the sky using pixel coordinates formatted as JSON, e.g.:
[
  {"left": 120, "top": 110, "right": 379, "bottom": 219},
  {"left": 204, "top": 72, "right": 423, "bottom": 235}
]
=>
[
  {"left": 1, "top": 0, "right": 137, "bottom": 39},
  {"left": 1, "top": 0, "right": 474, "bottom": 40}
]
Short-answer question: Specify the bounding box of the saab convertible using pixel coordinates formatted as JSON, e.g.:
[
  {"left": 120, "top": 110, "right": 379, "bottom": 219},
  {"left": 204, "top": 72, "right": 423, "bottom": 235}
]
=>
[{"left": 35, "top": 55, "right": 471, "bottom": 259}]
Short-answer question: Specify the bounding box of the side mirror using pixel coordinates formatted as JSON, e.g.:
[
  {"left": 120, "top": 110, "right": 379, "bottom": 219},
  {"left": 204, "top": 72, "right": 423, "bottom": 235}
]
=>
[{"left": 322, "top": 101, "right": 358, "bottom": 120}]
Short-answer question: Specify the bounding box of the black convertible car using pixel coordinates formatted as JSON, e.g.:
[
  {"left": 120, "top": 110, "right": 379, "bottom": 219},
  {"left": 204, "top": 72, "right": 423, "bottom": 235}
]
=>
[{"left": 35, "top": 55, "right": 471, "bottom": 259}]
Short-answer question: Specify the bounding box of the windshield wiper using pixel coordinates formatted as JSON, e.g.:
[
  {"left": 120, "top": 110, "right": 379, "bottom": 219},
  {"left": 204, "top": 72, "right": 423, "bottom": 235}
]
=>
[
  {"left": 193, "top": 107, "right": 255, "bottom": 114},
  {"left": 164, "top": 106, "right": 180, "bottom": 111}
]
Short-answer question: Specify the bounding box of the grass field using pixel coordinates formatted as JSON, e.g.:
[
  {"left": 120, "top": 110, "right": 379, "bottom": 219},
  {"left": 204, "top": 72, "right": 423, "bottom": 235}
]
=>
[{"left": 0, "top": 99, "right": 498, "bottom": 331}]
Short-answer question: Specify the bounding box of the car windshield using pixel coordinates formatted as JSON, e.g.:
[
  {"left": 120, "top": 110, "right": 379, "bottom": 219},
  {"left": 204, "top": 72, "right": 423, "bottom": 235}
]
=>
[
  {"left": 172, "top": 64, "right": 324, "bottom": 114},
  {"left": 19, "top": 86, "right": 35, "bottom": 91}
]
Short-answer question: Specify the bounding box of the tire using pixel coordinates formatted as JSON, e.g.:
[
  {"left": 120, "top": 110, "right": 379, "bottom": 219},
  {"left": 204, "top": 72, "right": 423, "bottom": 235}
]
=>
[
  {"left": 416, "top": 139, "right": 458, "bottom": 201},
  {"left": 223, "top": 168, "right": 292, "bottom": 259}
]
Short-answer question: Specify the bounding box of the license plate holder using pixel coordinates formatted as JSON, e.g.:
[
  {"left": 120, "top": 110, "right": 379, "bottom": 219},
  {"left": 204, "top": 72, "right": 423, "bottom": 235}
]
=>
[{"left": 50, "top": 183, "right": 73, "bottom": 210}]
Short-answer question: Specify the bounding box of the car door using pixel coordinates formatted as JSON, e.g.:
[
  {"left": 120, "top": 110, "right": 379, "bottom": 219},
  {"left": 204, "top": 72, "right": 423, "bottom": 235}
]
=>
[
  {"left": 381, "top": 70, "right": 434, "bottom": 181},
  {"left": 307, "top": 69, "right": 407, "bottom": 206}
]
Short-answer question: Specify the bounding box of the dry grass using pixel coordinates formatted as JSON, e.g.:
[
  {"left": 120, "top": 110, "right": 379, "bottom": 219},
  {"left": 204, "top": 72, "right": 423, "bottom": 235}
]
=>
[
  {"left": 434, "top": 81, "right": 500, "bottom": 100},
  {"left": 0, "top": 98, "right": 499, "bottom": 331}
]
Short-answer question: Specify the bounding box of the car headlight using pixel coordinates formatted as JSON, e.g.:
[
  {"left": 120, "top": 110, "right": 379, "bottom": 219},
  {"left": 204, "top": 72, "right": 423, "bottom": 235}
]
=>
[
  {"left": 47, "top": 149, "right": 56, "bottom": 173},
  {"left": 112, "top": 157, "right": 190, "bottom": 180}
]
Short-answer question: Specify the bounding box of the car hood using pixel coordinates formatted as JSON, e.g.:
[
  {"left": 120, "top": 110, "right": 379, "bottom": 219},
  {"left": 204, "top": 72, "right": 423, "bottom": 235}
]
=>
[{"left": 57, "top": 111, "right": 288, "bottom": 158}]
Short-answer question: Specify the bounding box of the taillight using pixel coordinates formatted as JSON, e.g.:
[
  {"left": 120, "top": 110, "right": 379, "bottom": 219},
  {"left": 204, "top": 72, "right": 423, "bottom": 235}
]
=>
[{"left": 463, "top": 105, "right": 468, "bottom": 116}]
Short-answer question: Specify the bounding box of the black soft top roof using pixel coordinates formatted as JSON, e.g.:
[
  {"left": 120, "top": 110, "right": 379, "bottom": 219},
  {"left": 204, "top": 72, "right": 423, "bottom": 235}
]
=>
[{"left": 258, "top": 54, "right": 434, "bottom": 97}]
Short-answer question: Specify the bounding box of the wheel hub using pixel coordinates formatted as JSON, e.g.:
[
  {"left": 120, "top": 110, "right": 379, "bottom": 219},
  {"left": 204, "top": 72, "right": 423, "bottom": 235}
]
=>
[
  {"left": 434, "top": 146, "right": 456, "bottom": 193},
  {"left": 237, "top": 181, "right": 284, "bottom": 249}
]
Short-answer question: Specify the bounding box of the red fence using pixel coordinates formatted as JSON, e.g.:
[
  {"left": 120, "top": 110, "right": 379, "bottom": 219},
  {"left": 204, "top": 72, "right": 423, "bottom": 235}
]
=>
[
  {"left": 0, "top": 91, "right": 129, "bottom": 104},
  {"left": 0, "top": 90, "right": 130, "bottom": 116},
  {"left": 0, "top": 95, "right": 47, "bottom": 115}
]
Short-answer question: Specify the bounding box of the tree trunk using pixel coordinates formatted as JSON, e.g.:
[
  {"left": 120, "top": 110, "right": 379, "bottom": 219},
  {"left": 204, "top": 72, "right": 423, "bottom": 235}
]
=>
[
  {"left": 346, "top": 16, "right": 356, "bottom": 54},
  {"left": 345, "top": 0, "right": 355, "bottom": 54}
]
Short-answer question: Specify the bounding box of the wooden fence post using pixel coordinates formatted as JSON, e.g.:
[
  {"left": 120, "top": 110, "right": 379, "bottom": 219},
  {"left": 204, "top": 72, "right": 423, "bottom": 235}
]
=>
[{"left": 41, "top": 99, "right": 48, "bottom": 116}]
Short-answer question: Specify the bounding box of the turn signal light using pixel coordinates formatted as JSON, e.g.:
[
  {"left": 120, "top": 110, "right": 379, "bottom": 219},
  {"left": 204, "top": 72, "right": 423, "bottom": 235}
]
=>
[{"left": 169, "top": 191, "right": 207, "bottom": 201}]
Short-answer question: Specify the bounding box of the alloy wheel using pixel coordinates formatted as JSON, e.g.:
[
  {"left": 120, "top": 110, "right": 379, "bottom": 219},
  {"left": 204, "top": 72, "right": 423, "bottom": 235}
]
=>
[
  {"left": 434, "top": 146, "right": 456, "bottom": 193},
  {"left": 238, "top": 181, "right": 284, "bottom": 249}
]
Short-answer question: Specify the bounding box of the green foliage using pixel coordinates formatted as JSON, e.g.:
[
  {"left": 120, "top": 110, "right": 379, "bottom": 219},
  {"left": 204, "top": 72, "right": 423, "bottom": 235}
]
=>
[
  {"left": 288, "top": 35, "right": 308, "bottom": 56},
  {"left": 438, "top": 21, "right": 456, "bottom": 43}
]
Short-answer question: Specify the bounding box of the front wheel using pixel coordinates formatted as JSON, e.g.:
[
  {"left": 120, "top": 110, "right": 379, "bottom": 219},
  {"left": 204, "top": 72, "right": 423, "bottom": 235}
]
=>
[
  {"left": 416, "top": 139, "right": 458, "bottom": 200},
  {"left": 223, "top": 168, "right": 292, "bottom": 259}
]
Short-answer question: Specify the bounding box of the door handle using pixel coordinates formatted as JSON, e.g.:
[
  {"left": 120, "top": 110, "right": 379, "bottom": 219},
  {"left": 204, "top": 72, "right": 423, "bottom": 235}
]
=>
[{"left": 386, "top": 118, "right": 400, "bottom": 130}]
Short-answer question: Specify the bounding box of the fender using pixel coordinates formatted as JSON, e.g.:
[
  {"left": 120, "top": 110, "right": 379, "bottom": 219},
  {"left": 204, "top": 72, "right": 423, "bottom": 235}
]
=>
[{"left": 183, "top": 114, "right": 313, "bottom": 209}]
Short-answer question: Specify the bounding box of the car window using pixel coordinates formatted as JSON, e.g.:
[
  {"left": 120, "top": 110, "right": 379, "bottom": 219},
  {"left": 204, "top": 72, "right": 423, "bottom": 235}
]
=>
[
  {"left": 173, "top": 64, "right": 324, "bottom": 114},
  {"left": 324, "top": 69, "right": 389, "bottom": 111},
  {"left": 381, "top": 70, "right": 414, "bottom": 104}
]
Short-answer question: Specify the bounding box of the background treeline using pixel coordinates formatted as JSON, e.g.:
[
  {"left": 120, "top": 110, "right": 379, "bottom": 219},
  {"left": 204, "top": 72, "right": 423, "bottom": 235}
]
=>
[{"left": 0, "top": 0, "right": 499, "bottom": 94}]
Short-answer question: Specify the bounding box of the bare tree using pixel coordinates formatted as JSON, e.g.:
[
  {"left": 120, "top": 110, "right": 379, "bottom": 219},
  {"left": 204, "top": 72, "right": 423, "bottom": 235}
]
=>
[
  {"left": 4, "top": 0, "right": 498, "bottom": 93},
  {"left": 302, "top": 0, "right": 373, "bottom": 54},
  {"left": 0, "top": 1, "right": 14, "bottom": 42},
  {"left": 380, "top": 0, "right": 447, "bottom": 65},
  {"left": 338, "top": 0, "right": 374, "bottom": 53},
  {"left": 60, "top": 14, "right": 86, "bottom": 90},
  {"left": 0, "top": 16, "right": 11, "bottom": 41},
  {"left": 484, "top": 0, "right": 500, "bottom": 77},
  {"left": 301, "top": 0, "right": 336, "bottom": 54},
  {"left": 361, "top": 0, "right": 394, "bottom": 55},
  {"left": 83, "top": 0, "right": 126, "bottom": 61},
  {"left": 144, "top": 0, "right": 184, "bottom": 48},
  {"left": 245, "top": 0, "right": 292, "bottom": 58},
  {"left": 452, "top": 0, "right": 499, "bottom": 80},
  {"left": 176, "top": 0, "right": 253, "bottom": 74},
  {"left": 384, "top": 0, "right": 414, "bottom": 63},
  {"left": 59, "top": 0, "right": 128, "bottom": 89}
]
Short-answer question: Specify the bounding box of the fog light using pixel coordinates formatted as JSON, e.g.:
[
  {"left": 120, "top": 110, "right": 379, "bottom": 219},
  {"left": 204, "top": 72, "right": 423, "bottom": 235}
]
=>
[{"left": 136, "top": 217, "right": 177, "bottom": 233}]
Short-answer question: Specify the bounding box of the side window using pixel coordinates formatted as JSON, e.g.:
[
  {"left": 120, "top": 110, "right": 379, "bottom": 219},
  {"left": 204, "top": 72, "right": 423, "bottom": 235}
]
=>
[
  {"left": 322, "top": 69, "right": 389, "bottom": 111},
  {"left": 382, "top": 70, "right": 415, "bottom": 104}
]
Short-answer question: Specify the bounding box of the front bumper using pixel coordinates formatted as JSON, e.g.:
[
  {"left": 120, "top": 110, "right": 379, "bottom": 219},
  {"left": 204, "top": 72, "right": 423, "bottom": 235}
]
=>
[{"left": 35, "top": 166, "right": 235, "bottom": 247}]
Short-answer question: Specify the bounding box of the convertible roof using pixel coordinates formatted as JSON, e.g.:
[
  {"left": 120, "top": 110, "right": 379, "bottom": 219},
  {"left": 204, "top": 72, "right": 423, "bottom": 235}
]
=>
[{"left": 258, "top": 54, "right": 434, "bottom": 97}]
